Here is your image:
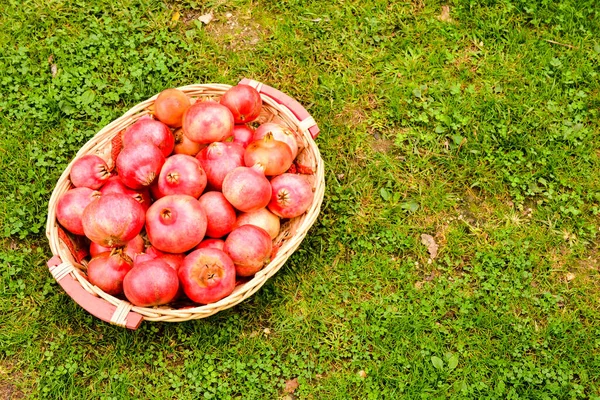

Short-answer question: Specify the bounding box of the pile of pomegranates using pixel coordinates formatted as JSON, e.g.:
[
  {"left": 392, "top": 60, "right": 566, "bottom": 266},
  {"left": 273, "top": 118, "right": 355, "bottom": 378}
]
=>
[{"left": 55, "top": 84, "right": 315, "bottom": 307}]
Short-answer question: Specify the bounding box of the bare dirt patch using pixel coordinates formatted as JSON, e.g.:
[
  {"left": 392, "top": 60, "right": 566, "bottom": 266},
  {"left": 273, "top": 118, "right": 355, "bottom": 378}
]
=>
[
  {"left": 167, "top": 2, "right": 267, "bottom": 51},
  {"left": 336, "top": 103, "right": 367, "bottom": 127},
  {"left": 336, "top": 93, "right": 381, "bottom": 128},
  {"left": 204, "top": 12, "right": 268, "bottom": 52},
  {"left": 452, "top": 43, "right": 482, "bottom": 74},
  {"left": 437, "top": 5, "right": 455, "bottom": 23},
  {"left": 370, "top": 138, "right": 395, "bottom": 153},
  {"left": 0, "top": 382, "right": 24, "bottom": 400},
  {"left": 0, "top": 362, "right": 25, "bottom": 400},
  {"left": 411, "top": 0, "right": 425, "bottom": 13}
]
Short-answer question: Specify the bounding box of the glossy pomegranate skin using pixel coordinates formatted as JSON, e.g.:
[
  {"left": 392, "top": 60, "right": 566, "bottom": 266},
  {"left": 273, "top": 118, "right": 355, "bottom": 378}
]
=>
[
  {"left": 194, "top": 238, "right": 226, "bottom": 251},
  {"left": 219, "top": 84, "right": 262, "bottom": 124},
  {"left": 221, "top": 166, "right": 271, "bottom": 213},
  {"left": 146, "top": 246, "right": 186, "bottom": 271},
  {"left": 87, "top": 252, "right": 133, "bottom": 295},
  {"left": 253, "top": 122, "right": 298, "bottom": 159},
  {"left": 122, "top": 117, "right": 174, "bottom": 157},
  {"left": 224, "top": 225, "right": 272, "bottom": 277},
  {"left": 100, "top": 176, "right": 152, "bottom": 212},
  {"left": 89, "top": 234, "right": 145, "bottom": 261},
  {"left": 154, "top": 88, "right": 191, "bottom": 128},
  {"left": 183, "top": 101, "right": 234, "bottom": 144},
  {"left": 116, "top": 142, "right": 166, "bottom": 190},
  {"left": 268, "top": 173, "right": 314, "bottom": 219},
  {"left": 81, "top": 193, "right": 146, "bottom": 248},
  {"left": 198, "top": 191, "right": 236, "bottom": 238},
  {"left": 123, "top": 259, "right": 179, "bottom": 307},
  {"left": 231, "top": 124, "right": 254, "bottom": 148},
  {"left": 196, "top": 142, "right": 245, "bottom": 191},
  {"left": 145, "top": 194, "right": 207, "bottom": 253},
  {"left": 155, "top": 154, "right": 207, "bottom": 199},
  {"left": 133, "top": 253, "right": 156, "bottom": 265},
  {"left": 56, "top": 187, "right": 100, "bottom": 236},
  {"left": 233, "top": 208, "right": 280, "bottom": 240},
  {"left": 244, "top": 133, "right": 294, "bottom": 176},
  {"left": 173, "top": 128, "right": 206, "bottom": 156},
  {"left": 179, "top": 248, "right": 236, "bottom": 304},
  {"left": 69, "top": 155, "right": 111, "bottom": 189}
]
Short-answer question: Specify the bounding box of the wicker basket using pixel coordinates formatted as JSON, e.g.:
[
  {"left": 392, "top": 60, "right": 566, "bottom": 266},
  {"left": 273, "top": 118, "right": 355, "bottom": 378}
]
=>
[{"left": 45, "top": 79, "right": 324, "bottom": 329}]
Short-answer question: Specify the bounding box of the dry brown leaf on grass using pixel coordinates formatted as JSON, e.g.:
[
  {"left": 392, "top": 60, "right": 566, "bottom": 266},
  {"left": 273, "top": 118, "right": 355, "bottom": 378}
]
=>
[
  {"left": 48, "top": 55, "right": 58, "bottom": 78},
  {"left": 421, "top": 234, "right": 439, "bottom": 260},
  {"left": 198, "top": 13, "right": 214, "bottom": 25},
  {"left": 285, "top": 377, "right": 299, "bottom": 393},
  {"left": 438, "top": 5, "right": 454, "bottom": 23}
]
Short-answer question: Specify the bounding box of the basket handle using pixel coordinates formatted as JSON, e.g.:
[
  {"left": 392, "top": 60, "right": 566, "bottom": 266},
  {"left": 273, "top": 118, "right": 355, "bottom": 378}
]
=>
[
  {"left": 47, "top": 255, "right": 143, "bottom": 329},
  {"left": 238, "top": 78, "right": 320, "bottom": 139}
]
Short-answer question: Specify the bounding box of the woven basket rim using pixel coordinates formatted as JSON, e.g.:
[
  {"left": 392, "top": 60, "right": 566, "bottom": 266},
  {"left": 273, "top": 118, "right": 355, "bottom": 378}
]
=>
[{"left": 45, "top": 82, "right": 325, "bottom": 324}]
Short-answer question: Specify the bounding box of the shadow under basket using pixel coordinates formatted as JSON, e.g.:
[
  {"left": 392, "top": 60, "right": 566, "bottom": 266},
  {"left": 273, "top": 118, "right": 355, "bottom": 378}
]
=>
[{"left": 45, "top": 79, "right": 325, "bottom": 329}]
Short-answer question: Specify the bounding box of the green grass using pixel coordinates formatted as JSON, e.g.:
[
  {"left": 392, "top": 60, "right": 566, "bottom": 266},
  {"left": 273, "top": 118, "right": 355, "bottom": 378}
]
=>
[{"left": 1, "top": 0, "right": 600, "bottom": 398}]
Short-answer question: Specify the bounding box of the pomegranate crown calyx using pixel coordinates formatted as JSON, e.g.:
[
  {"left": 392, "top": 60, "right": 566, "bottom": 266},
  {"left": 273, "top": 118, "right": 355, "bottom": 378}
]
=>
[
  {"left": 250, "top": 163, "right": 266, "bottom": 174},
  {"left": 159, "top": 208, "right": 178, "bottom": 225}
]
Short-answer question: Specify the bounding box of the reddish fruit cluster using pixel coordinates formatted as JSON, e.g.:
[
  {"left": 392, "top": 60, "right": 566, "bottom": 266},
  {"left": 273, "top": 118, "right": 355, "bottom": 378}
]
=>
[{"left": 55, "top": 85, "right": 315, "bottom": 308}]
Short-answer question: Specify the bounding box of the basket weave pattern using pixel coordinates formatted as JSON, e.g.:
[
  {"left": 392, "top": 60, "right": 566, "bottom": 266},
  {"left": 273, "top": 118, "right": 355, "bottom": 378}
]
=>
[{"left": 46, "top": 83, "right": 324, "bottom": 326}]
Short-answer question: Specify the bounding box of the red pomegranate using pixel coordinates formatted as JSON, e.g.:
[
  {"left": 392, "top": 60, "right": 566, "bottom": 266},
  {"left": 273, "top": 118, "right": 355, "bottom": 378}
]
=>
[
  {"left": 224, "top": 225, "right": 272, "bottom": 277},
  {"left": 173, "top": 128, "right": 206, "bottom": 156},
  {"left": 122, "top": 117, "right": 174, "bottom": 157},
  {"left": 222, "top": 166, "right": 271, "bottom": 212},
  {"left": 69, "top": 155, "right": 111, "bottom": 189},
  {"left": 233, "top": 208, "right": 280, "bottom": 240},
  {"left": 219, "top": 84, "right": 262, "bottom": 124},
  {"left": 244, "top": 133, "right": 294, "bottom": 176},
  {"left": 82, "top": 193, "right": 146, "bottom": 248},
  {"left": 268, "top": 173, "right": 314, "bottom": 218},
  {"left": 254, "top": 122, "right": 299, "bottom": 159},
  {"left": 183, "top": 100, "right": 234, "bottom": 144},
  {"left": 146, "top": 246, "right": 186, "bottom": 271},
  {"left": 133, "top": 252, "right": 156, "bottom": 265},
  {"left": 198, "top": 191, "right": 236, "bottom": 238},
  {"left": 231, "top": 124, "right": 255, "bottom": 148},
  {"left": 155, "top": 154, "right": 207, "bottom": 199},
  {"left": 145, "top": 194, "right": 207, "bottom": 253},
  {"left": 123, "top": 259, "right": 179, "bottom": 307},
  {"left": 179, "top": 248, "right": 236, "bottom": 304},
  {"left": 116, "top": 142, "right": 165, "bottom": 190},
  {"left": 154, "top": 88, "right": 191, "bottom": 128},
  {"left": 56, "top": 188, "right": 101, "bottom": 236},
  {"left": 87, "top": 251, "right": 133, "bottom": 295},
  {"left": 194, "top": 238, "right": 226, "bottom": 251},
  {"left": 196, "top": 142, "right": 245, "bottom": 191},
  {"left": 90, "top": 234, "right": 145, "bottom": 260},
  {"left": 100, "top": 176, "right": 152, "bottom": 211}
]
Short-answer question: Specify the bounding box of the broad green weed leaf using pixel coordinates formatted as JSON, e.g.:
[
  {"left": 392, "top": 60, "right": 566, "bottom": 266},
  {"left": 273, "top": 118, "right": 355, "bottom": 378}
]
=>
[
  {"left": 401, "top": 201, "right": 419, "bottom": 213},
  {"left": 448, "top": 354, "right": 459, "bottom": 371},
  {"left": 431, "top": 356, "right": 444, "bottom": 370},
  {"left": 80, "top": 90, "right": 95, "bottom": 105},
  {"left": 451, "top": 134, "right": 464, "bottom": 146},
  {"left": 380, "top": 188, "right": 390, "bottom": 201}
]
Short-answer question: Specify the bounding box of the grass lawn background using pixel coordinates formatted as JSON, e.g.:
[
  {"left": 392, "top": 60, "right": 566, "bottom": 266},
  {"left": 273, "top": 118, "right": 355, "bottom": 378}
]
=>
[{"left": 1, "top": 0, "right": 599, "bottom": 398}]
